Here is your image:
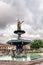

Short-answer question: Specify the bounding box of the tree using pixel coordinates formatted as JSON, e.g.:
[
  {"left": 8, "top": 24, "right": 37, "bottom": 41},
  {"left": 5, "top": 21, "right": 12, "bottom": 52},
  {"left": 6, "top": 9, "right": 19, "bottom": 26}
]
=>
[
  {"left": 41, "top": 41, "right": 43, "bottom": 48},
  {"left": 30, "top": 39, "right": 42, "bottom": 50}
]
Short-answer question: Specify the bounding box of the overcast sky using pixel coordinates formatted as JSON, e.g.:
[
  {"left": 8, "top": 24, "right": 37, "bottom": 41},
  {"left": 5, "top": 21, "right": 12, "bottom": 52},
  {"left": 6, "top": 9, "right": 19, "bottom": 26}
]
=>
[{"left": 0, "top": 0, "right": 43, "bottom": 43}]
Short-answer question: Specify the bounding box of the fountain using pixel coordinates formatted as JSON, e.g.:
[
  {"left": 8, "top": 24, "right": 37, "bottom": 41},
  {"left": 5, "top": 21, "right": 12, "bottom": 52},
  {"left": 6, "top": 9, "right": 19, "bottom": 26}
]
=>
[
  {"left": 7, "top": 20, "right": 30, "bottom": 56},
  {"left": 0, "top": 20, "right": 42, "bottom": 62}
]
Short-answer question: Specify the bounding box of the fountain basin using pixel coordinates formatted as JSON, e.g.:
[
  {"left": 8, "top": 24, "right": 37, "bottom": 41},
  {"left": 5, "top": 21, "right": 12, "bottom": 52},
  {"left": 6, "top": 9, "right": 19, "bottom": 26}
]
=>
[{"left": 0, "top": 54, "right": 42, "bottom": 61}]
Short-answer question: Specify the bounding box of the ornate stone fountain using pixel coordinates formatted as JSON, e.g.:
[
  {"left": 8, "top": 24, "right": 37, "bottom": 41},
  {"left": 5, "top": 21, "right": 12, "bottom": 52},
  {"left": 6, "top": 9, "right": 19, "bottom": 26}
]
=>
[{"left": 7, "top": 20, "right": 30, "bottom": 56}]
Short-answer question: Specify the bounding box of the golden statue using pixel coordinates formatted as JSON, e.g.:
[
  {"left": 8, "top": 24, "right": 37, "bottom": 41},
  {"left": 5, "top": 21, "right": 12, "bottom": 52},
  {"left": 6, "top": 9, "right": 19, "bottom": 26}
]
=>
[{"left": 17, "top": 20, "right": 23, "bottom": 30}]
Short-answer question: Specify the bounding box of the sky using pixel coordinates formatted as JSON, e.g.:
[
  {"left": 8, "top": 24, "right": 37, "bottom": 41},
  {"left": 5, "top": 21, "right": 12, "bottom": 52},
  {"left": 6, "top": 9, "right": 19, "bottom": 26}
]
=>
[{"left": 0, "top": 0, "right": 43, "bottom": 43}]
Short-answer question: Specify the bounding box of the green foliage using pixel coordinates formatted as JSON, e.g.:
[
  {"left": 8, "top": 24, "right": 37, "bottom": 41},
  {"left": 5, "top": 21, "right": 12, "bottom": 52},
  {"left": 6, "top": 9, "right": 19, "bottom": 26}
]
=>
[
  {"left": 30, "top": 39, "right": 42, "bottom": 50},
  {"left": 41, "top": 41, "right": 43, "bottom": 48}
]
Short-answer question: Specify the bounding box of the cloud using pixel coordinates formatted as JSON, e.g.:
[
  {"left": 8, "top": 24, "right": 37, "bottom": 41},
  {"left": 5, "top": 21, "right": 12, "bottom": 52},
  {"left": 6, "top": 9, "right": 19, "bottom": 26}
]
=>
[
  {"left": 0, "top": 1, "right": 17, "bottom": 29},
  {"left": 0, "top": 0, "right": 33, "bottom": 29}
]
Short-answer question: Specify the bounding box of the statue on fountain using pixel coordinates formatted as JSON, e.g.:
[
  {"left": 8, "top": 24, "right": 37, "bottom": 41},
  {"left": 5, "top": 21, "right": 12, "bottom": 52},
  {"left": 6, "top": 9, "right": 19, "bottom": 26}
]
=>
[{"left": 17, "top": 20, "right": 23, "bottom": 30}]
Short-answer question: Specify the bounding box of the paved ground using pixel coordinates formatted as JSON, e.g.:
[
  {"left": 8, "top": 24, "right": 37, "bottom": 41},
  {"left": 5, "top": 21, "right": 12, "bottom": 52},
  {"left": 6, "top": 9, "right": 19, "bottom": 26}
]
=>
[{"left": 0, "top": 58, "right": 43, "bottom": 65}]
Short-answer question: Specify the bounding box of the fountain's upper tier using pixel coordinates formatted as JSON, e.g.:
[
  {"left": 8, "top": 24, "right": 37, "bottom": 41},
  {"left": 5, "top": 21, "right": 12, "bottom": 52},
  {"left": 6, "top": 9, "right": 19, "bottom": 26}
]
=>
[
  {"left": 14, "top": 30, "right": 25, "bottom": 34},
  {"left": 14, "top": 20, "right": 25, "bottom": 35}
]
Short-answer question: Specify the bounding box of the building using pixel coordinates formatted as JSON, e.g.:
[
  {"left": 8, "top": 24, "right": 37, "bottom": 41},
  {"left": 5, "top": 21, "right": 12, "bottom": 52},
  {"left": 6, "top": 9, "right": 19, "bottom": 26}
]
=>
[{"left": 0, "top": 44, "right": 16, "bottom": 52}]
